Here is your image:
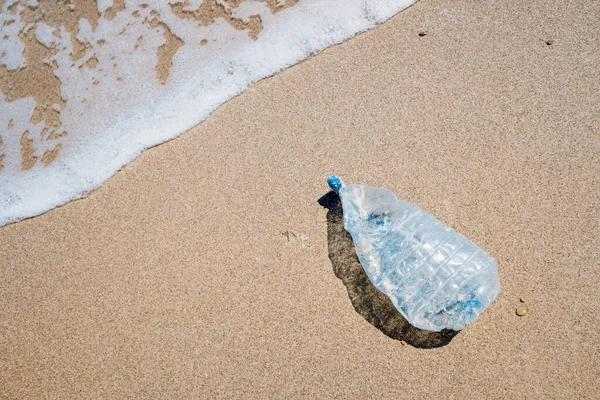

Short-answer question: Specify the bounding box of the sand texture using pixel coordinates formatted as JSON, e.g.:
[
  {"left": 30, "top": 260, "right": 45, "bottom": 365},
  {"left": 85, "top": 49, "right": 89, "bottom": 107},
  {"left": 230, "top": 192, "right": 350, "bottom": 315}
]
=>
[{"left": 1, "top": 0, "right": 599, "bottom": 398}]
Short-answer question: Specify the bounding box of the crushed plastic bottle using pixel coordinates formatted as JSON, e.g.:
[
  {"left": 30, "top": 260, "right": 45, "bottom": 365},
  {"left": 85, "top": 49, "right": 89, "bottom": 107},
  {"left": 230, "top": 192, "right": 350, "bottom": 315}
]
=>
[{"left": 327, "top": 175, "right": 500, "bottom": 331}]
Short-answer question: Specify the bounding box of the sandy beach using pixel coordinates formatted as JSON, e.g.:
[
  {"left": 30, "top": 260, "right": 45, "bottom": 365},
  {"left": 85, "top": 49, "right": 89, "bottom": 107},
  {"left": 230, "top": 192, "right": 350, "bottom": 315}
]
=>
[{"left": 1, "top": 0, "right": 599, "bottom": 397}]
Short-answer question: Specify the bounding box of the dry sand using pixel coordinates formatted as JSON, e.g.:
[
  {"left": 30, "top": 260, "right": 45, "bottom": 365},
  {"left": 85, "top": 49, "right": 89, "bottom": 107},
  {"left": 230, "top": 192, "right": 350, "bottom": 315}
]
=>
[{"left": 1, "top": 0, "right": 599, "bottom": 397}]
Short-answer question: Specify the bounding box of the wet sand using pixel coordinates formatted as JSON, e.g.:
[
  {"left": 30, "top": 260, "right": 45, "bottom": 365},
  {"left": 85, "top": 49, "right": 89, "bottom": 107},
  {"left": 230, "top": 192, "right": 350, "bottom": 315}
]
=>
[{"left": 1, "top": 0, "right": 599, "bottom": 397}]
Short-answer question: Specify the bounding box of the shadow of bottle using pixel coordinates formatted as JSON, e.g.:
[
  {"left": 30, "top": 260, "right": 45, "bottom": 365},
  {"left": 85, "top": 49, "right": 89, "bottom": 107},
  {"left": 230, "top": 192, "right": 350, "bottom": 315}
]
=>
[{"left": 318, "top": 191, "right": 459, "bottom": 349}]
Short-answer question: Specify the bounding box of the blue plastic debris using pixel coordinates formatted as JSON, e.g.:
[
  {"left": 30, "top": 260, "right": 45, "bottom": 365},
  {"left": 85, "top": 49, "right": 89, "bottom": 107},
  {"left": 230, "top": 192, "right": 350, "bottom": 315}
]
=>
[{"left": 328, "top": 175, "right": 500, "bottom": 331}]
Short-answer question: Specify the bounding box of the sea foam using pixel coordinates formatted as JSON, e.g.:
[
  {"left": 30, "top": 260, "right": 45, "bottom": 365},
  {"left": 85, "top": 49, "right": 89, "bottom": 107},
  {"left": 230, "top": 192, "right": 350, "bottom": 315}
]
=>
[{"left": 0, "top": 0, "right": 416, "bottom": 226}]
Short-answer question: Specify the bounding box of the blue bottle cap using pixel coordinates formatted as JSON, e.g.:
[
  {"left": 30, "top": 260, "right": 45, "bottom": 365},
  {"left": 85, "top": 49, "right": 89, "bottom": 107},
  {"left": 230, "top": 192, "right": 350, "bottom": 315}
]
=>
[{"left": 327, "top": 175, "right": 343, "bottom": 192}]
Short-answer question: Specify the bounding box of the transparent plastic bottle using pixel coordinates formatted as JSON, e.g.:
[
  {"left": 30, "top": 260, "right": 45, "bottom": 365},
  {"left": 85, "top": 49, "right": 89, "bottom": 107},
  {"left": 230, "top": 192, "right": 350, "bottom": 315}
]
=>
[{"left": 328, "top": 175, "right": 500, "bottom": 331}]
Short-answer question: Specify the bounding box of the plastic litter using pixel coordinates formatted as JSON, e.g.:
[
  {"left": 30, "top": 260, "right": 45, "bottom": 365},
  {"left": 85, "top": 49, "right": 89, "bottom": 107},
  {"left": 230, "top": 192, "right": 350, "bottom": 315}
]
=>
[{"left": 327, "top": 175, "right": 500, "bottom": 331}]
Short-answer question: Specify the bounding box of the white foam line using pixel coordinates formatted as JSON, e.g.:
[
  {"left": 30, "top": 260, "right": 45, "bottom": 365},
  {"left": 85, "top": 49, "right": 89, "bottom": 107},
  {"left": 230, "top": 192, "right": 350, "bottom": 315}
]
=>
[{"left": 0, "top": 0, "right": 417, "bottom": 226}]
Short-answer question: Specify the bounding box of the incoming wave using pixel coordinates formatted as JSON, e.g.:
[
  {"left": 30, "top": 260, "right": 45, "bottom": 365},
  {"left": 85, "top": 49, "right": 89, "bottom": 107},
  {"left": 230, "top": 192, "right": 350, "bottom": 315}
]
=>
[{"left": 0, "top": 0, "right": 416, "bottom": 226}]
